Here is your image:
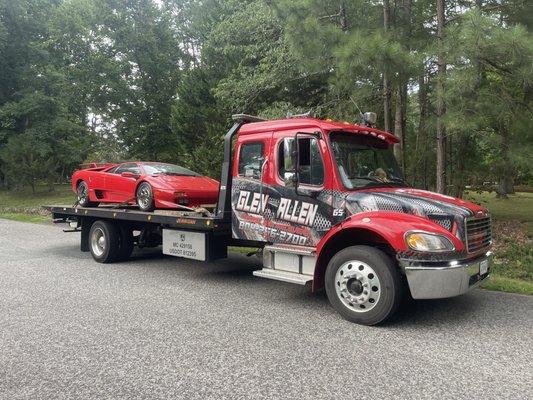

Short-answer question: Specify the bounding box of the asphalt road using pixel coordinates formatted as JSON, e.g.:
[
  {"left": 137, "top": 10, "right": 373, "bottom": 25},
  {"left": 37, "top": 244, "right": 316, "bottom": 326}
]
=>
[{"left": 0, "top": 219, "right": 532, "bottom": 400}]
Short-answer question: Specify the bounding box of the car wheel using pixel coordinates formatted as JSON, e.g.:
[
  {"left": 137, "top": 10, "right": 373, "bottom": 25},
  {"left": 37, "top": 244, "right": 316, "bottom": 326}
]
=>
[
  {"left": 136, "top": 182, "right": 154, "bottom": 211},
  {"left": 77, "top": 181, "right": 98, "bottom": 207},
  {"left": 89, "top": 220, "right": 120, "bottom": 263},
  {"left": 325, "top": 245, "right": 403, "bottom": 326}
]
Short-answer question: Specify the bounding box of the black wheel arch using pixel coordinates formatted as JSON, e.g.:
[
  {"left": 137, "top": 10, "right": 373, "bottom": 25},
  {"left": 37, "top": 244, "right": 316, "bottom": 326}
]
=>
[{"left": 313, "top": 228, "right": 397, "bottom": 292}]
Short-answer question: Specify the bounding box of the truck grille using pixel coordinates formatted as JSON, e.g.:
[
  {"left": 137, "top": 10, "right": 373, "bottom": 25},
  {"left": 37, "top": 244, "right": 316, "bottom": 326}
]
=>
[
  {"left": 428, "top": 215, "right": 453, "bottom": 231},
  {"left": 465, "top": 216, "right": 492, "bottom": 253}
]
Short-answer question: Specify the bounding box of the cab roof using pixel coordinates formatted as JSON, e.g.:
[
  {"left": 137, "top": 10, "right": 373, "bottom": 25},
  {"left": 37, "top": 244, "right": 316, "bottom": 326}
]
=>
[{"left": 238, "top": 117, "right": 399, "bottom": 144}]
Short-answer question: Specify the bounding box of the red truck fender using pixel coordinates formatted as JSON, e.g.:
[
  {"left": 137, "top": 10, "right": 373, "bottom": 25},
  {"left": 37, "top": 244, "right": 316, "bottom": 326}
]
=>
[{"left": 311, "top": 211, "right": 465, "bottom": 292}]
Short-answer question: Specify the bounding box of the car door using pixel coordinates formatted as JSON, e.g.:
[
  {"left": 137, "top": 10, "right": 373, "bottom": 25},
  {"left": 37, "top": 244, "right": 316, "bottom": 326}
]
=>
[{"left": 104, "top": 162, "right": 140, "bottom": 202}]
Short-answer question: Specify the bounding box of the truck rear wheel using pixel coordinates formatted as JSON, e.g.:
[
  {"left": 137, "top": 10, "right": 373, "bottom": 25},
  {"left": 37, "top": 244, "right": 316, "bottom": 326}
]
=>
[
  {"left": 117, "top": 225, "right": 134, "bottom": 261},
  {"left": 325, "top": 245, "right": 402, "bottom": 326},
  {"left": 89, "top": 220, "right": 120, "bottom": 263}
]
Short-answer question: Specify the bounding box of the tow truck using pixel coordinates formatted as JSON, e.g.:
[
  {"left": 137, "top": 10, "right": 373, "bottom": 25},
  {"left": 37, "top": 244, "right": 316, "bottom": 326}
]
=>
[{"left": 47, "top": 114, "right": 493, "bottom": 325}]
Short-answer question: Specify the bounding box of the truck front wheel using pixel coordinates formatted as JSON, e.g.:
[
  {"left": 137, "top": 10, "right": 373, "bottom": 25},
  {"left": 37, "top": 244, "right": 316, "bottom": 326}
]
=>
[{"left": 325, "top": 245, "right": 402, "bottom": 326}]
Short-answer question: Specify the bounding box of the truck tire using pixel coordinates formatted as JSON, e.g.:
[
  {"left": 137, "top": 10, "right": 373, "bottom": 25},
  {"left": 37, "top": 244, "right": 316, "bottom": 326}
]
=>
[
  {"left": 88, "top": 220, "right": 120, "bottom": 263},
  {"left": 325, "top": 245, "right": 402, "bottom": 326},
  {"left": 117, "top": 225, "right": 134, "bottom": 261}
]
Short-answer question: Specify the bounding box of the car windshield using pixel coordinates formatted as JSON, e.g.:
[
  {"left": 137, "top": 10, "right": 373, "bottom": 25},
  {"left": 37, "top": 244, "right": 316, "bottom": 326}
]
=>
[
  {"left": 142, "top": 163, "right": 200, "bottom": 176},
  {"left": 330, "top": 132, "right": 406, "bottom": 189}
]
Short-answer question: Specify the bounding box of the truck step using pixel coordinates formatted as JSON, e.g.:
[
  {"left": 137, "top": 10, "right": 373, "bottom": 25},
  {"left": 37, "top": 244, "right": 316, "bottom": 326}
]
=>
[
  {"left": 264, "top": 244, "right": 316, "bottom": 256},
  {"left": 253, "top": 269, "right": 313, "bottom": 285}
]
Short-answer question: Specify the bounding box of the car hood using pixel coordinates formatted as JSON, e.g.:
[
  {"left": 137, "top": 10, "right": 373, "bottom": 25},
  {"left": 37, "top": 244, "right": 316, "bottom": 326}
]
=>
[
  {"left": 344, "top": 187, "right": 488, "bottom": 237},
  {"left": 150, "top": 175, "right": 220, "bottom": 192}
]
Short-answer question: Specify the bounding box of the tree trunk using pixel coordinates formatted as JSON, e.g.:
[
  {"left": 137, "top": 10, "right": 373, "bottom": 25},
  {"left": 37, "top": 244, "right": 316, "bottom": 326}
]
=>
[
  {"left": 497, "top": 127, "right": 514, "bottom": 198},
  {"left": 454, "top": 135, "right": 468, "bottom": 198},
  {"left": 393, "top": 0, "right": 410, "bottom": 173},
  {"left": 436, "top": 0, "right": 447, "bottom": 194},
  {"left": 382, "top": 0, "right": 392, "bottom": 133},
  {"left": 339, "top": 3, "right": 347, "bottom": 31},
  {"left": 417, "top": 74, "right": 428, "bottom": 188},
  {"left": 393, "top": 83, "right": 406, "bottom": 170}
]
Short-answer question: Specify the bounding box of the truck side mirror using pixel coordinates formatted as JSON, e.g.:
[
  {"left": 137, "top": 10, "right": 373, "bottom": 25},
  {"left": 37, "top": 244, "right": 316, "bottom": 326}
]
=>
[{"left": 282, "top": 139, "right": 298, "bottom": 188}]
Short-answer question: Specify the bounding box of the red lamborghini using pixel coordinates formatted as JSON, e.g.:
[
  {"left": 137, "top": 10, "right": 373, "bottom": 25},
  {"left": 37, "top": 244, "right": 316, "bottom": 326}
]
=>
[{"left": 71, "top": 162, "right": 220, "bottom": 211}]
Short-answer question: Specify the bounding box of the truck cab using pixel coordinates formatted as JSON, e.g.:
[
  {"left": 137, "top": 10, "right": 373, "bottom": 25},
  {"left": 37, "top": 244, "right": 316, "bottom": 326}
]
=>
[{"left": 225, "top": 115, "right": 492, "bottom": 325}]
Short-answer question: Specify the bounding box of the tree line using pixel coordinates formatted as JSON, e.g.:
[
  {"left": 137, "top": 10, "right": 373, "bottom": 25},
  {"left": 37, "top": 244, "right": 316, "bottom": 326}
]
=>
[{"left": 0, "top": 0, "right": 531, "bottom": 196}]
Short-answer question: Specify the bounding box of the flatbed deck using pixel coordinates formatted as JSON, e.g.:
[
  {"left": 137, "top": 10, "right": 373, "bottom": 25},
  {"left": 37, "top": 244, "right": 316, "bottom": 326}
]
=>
[{"left": 45, "top": 205, "right": 230, "bottom": 232}]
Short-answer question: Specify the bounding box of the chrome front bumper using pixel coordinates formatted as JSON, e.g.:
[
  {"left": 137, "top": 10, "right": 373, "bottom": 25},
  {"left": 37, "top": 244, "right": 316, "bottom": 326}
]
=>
[{"left": 399, "top": 252, "right": 493, "bottom": 299}]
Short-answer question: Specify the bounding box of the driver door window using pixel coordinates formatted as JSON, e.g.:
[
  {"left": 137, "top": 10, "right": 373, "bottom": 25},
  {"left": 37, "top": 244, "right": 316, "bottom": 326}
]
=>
[
  {"left": 278, "top": 137, "right": 324, "bottom": 186},
  {"left": 115, "top": 163, "right": 140, "bottom": 175}
]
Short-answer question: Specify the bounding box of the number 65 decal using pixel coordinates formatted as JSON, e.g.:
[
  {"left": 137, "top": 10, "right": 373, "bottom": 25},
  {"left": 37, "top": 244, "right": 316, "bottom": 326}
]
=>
[{"left": 333, "top": 208, "right": 344, "bottom": 217}]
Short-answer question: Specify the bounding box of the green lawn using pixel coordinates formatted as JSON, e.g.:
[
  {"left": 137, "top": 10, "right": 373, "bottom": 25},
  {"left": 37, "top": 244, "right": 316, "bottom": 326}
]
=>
[
  {"left": 465, "top": 191, "right": 533, "bottom": 233},
  {"left": 0, "top": 184, "right": 75, "bottom": 224},
  {"left": 0, "top": 186, "right": 531, "bottom": 295},
  {"left": 464, "top": 191, "right": 533, "bottom": 294},
  {"left": 0, "top": 184, "right": 75, "bottom": 208},
  {"left": 0, "top": 212, "right": 49, "bottom": 223}
]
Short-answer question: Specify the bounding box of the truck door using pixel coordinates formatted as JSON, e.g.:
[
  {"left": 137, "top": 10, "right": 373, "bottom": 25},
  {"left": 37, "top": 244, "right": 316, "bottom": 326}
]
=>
[
  {"left": 231, "top": 136, "right": 271, "bottom": 243},
  {"left": 262, "top": 133, "right": 332, "bottom": 247}
]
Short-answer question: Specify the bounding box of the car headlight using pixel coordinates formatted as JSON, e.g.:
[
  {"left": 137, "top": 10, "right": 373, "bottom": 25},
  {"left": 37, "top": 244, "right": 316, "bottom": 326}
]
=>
[{"left": 405, "top": 232, "right": 455, "bottom": 252}]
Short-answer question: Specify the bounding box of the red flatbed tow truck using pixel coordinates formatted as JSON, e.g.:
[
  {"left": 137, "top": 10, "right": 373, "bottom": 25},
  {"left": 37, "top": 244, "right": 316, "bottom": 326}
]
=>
[{"left": 47, "top": 114, "right": 493, "bottom": 325}]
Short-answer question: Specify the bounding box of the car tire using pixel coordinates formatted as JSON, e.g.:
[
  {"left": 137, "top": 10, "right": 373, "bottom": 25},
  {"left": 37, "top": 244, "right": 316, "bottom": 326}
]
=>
[
  {"left": 136, "top": 182, "right": 154, "bottom": 212},
  {"left": 89, "top": 220, "right": 120, "bottom": 263},
  {"left": 77, "top": 181, "right": 99, "bottom": 207},
  {"left": 117, "top": 225, "right": 134, "bottom": 261},
  {"left": 325, "top": 245, "right": 403, "bottom": 326}
]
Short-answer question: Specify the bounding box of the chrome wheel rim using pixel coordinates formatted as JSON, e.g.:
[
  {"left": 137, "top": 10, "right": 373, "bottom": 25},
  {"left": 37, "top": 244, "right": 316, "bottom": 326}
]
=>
[
  {"left": 137, "top": 184, "right": 152, "bottom": 209},
  {"left": 335, "top": 260, "right": 381, "bottom": 312},
  {"left": 90, "top": 227, "right": 106, "bottom": 257},
  {"left": 77, "top": 183, "right": 88, "bottom": 204}
]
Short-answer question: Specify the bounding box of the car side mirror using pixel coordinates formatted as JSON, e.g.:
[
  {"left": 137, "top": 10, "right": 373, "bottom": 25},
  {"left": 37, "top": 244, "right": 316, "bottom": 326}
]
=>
[{"left": 121, "top": 171, "right": 139, "bottom": 179}]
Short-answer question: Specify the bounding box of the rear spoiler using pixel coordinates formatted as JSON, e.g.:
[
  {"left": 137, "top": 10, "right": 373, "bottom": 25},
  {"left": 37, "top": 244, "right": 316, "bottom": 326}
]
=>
[{"left": 79, "top": 162, "right": 118, "bottom": 171}]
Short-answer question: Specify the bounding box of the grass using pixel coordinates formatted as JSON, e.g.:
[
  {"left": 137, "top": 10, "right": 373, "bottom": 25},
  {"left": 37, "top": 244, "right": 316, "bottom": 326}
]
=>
[
  {"left": 0, "top": 185, "right": 530, "bottom": 295},
  {"left": 483, "top": 276, "right": 533, "bottom": 296},
  {"left": 0, "top": 184, "right": 75, "bottom": 224},
  {"left": 465, "top": 191, "right": 533, "bottom": 233},
  {"left": 228, "top": 246, "right": 261, "bottom": 255},
  {"left": 0, "top": 212, "right": 49, "bottom": 223},
  {"left": 464, "top": 191, "right": 533, "bottom": 295},
  {"left": 0, "top": 184, "right": 75, "bottom": 208}
]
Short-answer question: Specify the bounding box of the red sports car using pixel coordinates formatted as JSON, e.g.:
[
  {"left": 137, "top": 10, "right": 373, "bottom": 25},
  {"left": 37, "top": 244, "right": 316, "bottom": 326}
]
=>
[{"left": 72, "top": 162, "right": 220, "bottom": 211}]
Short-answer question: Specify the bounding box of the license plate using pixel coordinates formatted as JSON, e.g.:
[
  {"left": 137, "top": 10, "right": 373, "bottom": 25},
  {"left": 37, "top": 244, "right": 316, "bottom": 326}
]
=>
[
  {"left": 162, "top": 229, "right": 206, "bottom": 261},
  {"left": 480, "top": 259, "right": 489, "bottom": 275}
]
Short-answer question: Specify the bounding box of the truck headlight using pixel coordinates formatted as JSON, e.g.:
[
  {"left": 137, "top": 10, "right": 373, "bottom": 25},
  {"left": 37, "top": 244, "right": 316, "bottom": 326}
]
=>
[{"left": 405, "top": 232, "right": 455, "bottom": 252}]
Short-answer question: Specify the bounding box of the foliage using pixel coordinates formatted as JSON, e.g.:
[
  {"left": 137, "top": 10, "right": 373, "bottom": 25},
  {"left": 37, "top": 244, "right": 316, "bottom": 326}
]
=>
[
  {"left": 0, "top": 183, "right": 74, "bottom": 206},
  {"left": 0, "top": 0, "right": 531, "bottom": 194}
]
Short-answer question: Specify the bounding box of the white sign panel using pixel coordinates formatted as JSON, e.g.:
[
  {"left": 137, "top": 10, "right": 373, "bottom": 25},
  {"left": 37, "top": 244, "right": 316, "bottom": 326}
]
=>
[{"left": 163, "top": 229, "right": 206, "bottom": 261}]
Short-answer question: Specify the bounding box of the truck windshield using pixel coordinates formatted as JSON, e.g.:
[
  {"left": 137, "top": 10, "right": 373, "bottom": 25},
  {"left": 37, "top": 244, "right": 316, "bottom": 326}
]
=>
[{"left": 330, "top": 132, "right": 406, "bottom": 189}]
